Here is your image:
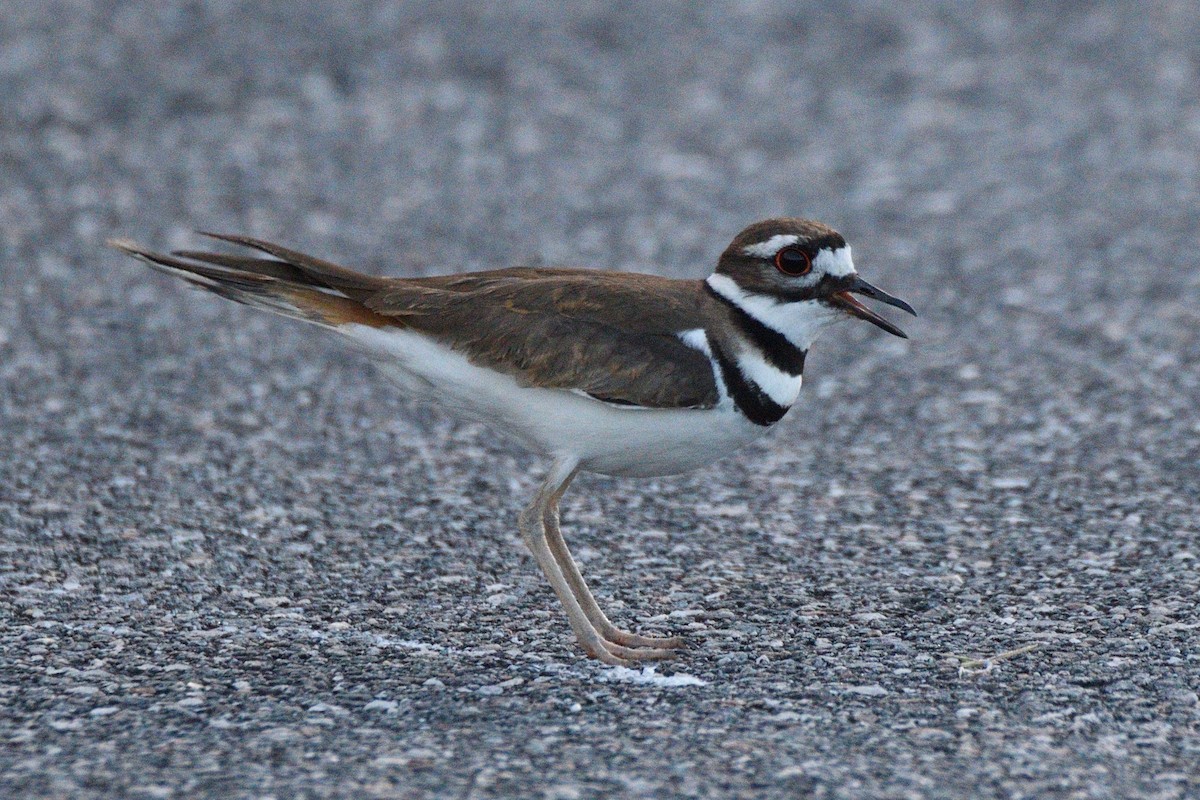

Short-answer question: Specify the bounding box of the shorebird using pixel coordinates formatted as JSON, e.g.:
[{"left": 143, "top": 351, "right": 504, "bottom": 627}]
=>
[{"left": 109, "top": 218, "right": 914, "bottom": 665}]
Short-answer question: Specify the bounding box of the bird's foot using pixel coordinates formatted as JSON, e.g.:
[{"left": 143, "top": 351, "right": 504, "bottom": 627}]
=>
[
  {"left": 579, "top": 628, "right": 686, "bottom": 665},
  {"left": 582, "top": 638, "right": 679, "bottom": 666},
  {"left": 602, "top": 628, "right": 686, "bottom": 651}
]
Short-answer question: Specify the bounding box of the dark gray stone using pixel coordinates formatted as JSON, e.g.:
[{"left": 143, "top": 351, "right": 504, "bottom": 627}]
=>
[{"left": 1, "top": 2, "right": 1198, "bottom": 798}]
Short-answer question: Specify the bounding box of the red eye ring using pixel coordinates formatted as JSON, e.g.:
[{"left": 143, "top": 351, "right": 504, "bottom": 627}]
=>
[{"left": 774, "top": 246, "right": 812, "bottom": 276}]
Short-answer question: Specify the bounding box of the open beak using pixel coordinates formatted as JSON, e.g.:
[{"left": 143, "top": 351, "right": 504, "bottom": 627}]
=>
[{"left": 829, "top": 276, "right": 917, "bottom": 339}]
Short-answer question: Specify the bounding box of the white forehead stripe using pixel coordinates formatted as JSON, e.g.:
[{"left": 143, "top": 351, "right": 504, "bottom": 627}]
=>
[
  {"left": 813, "top": 245, "right": 855, "bottom": 277},
  {"left": 741, "top": 234, "right": 799, "bottom": 259}
]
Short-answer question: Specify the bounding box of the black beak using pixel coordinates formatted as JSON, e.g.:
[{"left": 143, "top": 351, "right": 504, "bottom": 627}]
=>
[{"left": 828, "top": 276, "right": 917, "bottom": 339}]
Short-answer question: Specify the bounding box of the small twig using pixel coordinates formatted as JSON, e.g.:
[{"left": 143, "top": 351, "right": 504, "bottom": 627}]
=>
[{"left": 947, "top": 643, "right": 1041, "bottom": 675}]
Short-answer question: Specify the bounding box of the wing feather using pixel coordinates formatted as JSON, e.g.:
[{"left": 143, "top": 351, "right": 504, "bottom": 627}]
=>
[
  {"left": 365, "top": 273, "right": 721, "bottom": 410},
  {"left": 114, "top": 232, "right": 721, "bottom": 410}
]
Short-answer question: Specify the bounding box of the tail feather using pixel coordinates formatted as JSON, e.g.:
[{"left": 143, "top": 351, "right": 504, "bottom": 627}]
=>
[
  {"left": 107, "top": 237, "right": 391, "bottom": 329},
  {"left": 170, "top": 249, "right": 312, "bottom": 284},
  {"left": 196, "top": 232, "right": 385, "bottom": 296}
]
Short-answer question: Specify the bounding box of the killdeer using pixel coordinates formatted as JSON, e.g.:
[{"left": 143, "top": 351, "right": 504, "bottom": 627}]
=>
[{"left": 108, "top": 218, "right": 914, "bottom": 665}]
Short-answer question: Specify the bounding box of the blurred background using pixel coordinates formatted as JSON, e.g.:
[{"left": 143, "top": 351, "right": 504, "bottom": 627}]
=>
[{"left": 2, "top": 2, "right": 1198, "bottom": 798}]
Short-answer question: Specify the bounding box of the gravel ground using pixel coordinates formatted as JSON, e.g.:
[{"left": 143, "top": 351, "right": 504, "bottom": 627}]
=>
[{"left": 3, "top": 2, "right": 1199, "bottom": 798}]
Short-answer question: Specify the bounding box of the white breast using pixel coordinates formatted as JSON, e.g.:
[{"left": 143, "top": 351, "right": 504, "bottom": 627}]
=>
[
  {"left": 339, "top": 324, "right": 768, "bottom": 477},
  {"left": 734, "top": 347, "right": 804, "bottom": 407}
]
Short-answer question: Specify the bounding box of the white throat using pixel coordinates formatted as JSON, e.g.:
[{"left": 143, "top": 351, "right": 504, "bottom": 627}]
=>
[{"left": 705, "top": 273, "right": 843, "bottom": 351}]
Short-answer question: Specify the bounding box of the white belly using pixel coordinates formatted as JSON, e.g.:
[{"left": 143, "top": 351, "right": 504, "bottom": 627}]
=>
[{"left": 341, "top": 325, "right": 770, "bottom": 477}]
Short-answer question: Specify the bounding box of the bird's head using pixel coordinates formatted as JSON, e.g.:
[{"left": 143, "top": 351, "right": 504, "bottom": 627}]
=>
[{"left": 710, "top": 218, "right": 915, "bottom": 344}]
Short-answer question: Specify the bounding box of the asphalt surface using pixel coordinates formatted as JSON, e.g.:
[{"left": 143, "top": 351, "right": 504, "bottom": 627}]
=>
[{"left": 2, "top": 2, "right": 1199, "bottom": 798}]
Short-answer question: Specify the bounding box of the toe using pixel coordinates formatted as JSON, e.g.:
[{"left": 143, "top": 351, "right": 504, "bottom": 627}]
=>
[
  {"left": 602, "top": 641, "right": 679, "bottom": 661},
  {"left": 607, "top": 630, "right": 686, "bottom": 650},
  {"left": 580, "top": 637, "right": 632, "bottom": 666}
]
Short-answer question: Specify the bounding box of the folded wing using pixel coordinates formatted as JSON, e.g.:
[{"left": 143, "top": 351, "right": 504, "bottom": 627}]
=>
[
  {"left": 110, "top": 235, "right": 721, "bottom": 410},
  {"left": 365, "top": 271, "right": 720, "bottom": 409}
]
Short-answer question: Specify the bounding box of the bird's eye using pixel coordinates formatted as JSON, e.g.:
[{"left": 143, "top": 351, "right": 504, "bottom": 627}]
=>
[{"left": 774, "top": 246, "right": 812, "bottom": 276}]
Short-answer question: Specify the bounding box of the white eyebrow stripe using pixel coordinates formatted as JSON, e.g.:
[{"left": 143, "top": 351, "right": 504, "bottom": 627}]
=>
[
  {"left": 741, "top": 234, "right": 799, "bottom": 258},
  {"left": 814, "top": 245, "right": 855, "bottom": 277}
]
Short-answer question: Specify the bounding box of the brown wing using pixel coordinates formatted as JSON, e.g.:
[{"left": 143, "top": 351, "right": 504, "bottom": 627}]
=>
[
  {"left": 364, "top": 271, "right": 721, "bottom": 410},
  {"left": 117, "top": 232, "right": 721, "bottom": 410}
]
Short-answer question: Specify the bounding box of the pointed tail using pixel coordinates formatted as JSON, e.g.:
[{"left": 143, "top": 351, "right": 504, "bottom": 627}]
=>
[{"left": 107, "top": 234, "right": 393, "bottom": 329}]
